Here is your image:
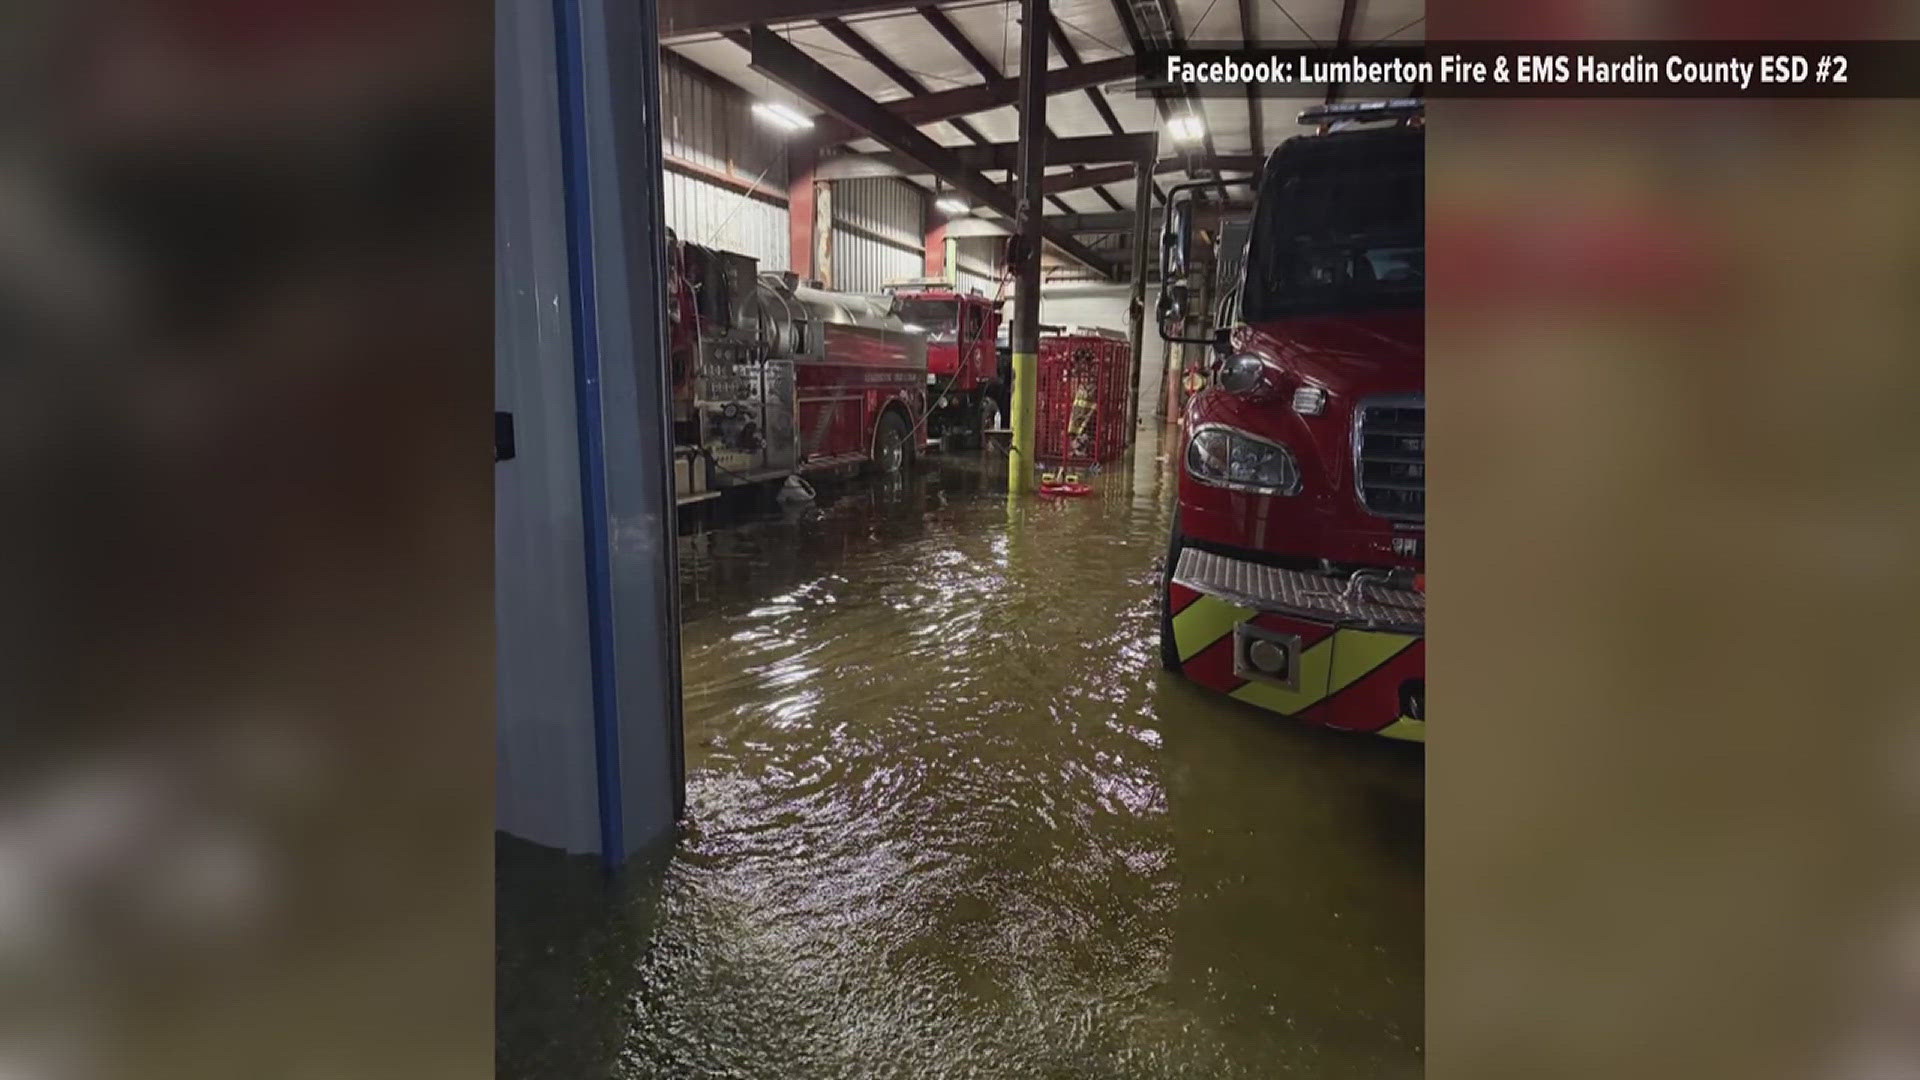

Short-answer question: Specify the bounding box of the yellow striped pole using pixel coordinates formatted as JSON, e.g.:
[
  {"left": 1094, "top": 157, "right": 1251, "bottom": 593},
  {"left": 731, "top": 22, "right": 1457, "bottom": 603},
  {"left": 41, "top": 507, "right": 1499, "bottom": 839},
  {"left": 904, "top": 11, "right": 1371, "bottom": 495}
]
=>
[
  {"left": 1006, "top": 0, "right": 1046, "bottom": 494},
  {"left": 1008, "top": 344, "right": 1036, "bottom": 492}
]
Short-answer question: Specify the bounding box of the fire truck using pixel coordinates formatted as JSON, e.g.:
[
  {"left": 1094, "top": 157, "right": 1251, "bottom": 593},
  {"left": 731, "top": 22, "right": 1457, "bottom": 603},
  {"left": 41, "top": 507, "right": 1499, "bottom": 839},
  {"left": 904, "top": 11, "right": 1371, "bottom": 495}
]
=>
[
  {"left": 883, "top": 282, "right": 1006, "bottom": 451},
  {"left": 666, "top": 235, "right": 929, "bottom": 501},
  {"left": 1154, "top": 100, "right": 1426, "bottom": 741}
]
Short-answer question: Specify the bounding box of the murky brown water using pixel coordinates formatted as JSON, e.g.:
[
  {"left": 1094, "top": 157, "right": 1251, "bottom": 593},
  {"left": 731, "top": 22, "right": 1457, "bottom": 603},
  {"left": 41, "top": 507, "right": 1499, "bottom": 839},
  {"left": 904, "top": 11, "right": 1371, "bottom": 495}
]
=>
[{"left": 498, "top": 424, "right": 1423, "bottom": 1079}]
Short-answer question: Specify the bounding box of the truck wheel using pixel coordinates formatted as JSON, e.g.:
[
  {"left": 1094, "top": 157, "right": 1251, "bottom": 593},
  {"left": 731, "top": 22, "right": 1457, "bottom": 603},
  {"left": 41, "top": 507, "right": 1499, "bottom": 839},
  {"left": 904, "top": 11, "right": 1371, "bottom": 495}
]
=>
[
  {"left": 971, "top": 393, "right": 1000, "bottom": 449},
  {"left": 1159, "top": 510, "right": 1185, "bottom": 672},
  {"left": 873, "top": 409, "right": 913, "bottom": 476},
  {"left": 937, "top": 404, "right": 970, "bottom": 454}
]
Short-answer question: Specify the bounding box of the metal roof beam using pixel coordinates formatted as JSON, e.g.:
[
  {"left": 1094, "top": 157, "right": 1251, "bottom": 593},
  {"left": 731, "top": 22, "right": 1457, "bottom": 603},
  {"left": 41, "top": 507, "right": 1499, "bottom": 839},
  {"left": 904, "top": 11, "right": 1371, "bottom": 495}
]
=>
[
  {"left": 1048, "top": 18, "right": 1127, "bottom": 137},
  {"left": 816, "top": 133, "right": 1156, "bottom": 179},
  {"left": 1239, "top": 0, "right": 1262, "bottom": 159},
  {"left": 919, "top": 6, "right": 1103, "bottom": 236},
  {"left": 1052, "top": 203, "right": 1251, "bottom": 233},
  {"left": 818, "top": 148, "right": 1261, "bottom": 184},
  {"left": 945, "top": 201, "right": 1251, "bottom": 236},
  {"left": 1156, "top": 0, "right": 1229, "bottom": 199},
  {"left": 748, "top": 26, "right": 1116, "bottom": 277},
  {"left": 807, "top": 54, "right": 1135, "bottom": 143},
  {"left": 1158, "top": 154, "right": 1262, "bottom": 174},
  {"left": 1040, "top": 162, "right": 1135, "bottom": 196},
  {"left": 1325, "top": 0, "right": 1360, "bottom": 103},
  {"left": 820, "top": 16, "right": 927, "bottom": 94},
  {"left": 917, "top": 5, "right": 1000, "bottom": 83},
  {"left": 818, "top": 16, "right": 992, "bottom": 145},
  {"left": 666, "top": 0, "right": 932, "bottom": 39}
]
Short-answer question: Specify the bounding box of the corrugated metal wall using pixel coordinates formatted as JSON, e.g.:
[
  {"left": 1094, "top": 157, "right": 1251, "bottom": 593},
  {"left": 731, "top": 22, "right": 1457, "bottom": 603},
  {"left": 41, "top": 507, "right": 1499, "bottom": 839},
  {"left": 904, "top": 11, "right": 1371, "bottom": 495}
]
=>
[
  {"left": 655, "top": 60, "right": 950, "bottom": 290},
  {"left": 833, "top": 177, "right": 921, "bottom": 247},
  {"left": 830, "top": 231, "right": 920, "bottom": 293},
  {"left": 956, "top": 234, "right": 1013, "bottom": 295},
  {"left": 663, "top": 172, "right": 788, "bottom": 270},
  {"left": 660, "top": 59, "right": 788, "bottom": 187},
  {"left": 831, "top": 177, "right": 925, "bottom": 292},
  {"left": 952, "top": 235, "right": 1006, "bottom": 297},
  {"left": 659, "top": 60, "right": 789, "bottom": 270}
]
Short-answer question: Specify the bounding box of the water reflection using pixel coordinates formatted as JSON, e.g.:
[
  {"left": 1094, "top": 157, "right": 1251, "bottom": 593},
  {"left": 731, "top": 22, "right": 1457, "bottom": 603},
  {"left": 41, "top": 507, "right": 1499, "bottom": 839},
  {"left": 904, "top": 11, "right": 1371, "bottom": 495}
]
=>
[{"left": 499, "top": 425, "right": 1423, "bottom": 1078}]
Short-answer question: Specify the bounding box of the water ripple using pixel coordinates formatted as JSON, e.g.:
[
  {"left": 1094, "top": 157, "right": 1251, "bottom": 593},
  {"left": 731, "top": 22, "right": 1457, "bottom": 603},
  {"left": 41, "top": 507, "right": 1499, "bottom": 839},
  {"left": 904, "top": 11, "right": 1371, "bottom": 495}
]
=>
[{"left": 498, "top": 427, "right": 1424, "bottom": 1080}]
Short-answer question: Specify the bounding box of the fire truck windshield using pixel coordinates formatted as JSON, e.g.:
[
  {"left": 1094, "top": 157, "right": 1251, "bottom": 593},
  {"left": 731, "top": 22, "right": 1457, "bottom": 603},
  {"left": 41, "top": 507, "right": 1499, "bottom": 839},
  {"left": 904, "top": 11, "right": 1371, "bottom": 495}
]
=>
[
  {"left": 895, "top": 299, "right": 960, "bottom": 342},
  {"left": 1241, "top": 130, "right": 1424, "bottom": 322}
]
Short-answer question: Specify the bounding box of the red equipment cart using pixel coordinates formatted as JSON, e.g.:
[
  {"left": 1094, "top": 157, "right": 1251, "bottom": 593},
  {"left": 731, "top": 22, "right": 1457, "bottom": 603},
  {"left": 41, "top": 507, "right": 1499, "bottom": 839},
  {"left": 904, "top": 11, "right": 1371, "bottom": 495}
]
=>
[{"left": 1035, "top": 328, "right": 1131, "bottom": 466}]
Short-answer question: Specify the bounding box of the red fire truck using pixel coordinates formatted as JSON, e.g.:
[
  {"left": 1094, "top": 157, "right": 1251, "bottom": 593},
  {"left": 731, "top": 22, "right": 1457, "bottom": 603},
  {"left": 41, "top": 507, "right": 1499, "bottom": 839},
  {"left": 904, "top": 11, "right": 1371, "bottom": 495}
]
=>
[
  {"left": 667, "top": 235, "right": 928, "bottom": 501},
  {"left": 1155, "top": 100, "right": 1426, "bottom": 741},
  {"left": 884, "top": 283, "right": 1006, "bottom": 451}
]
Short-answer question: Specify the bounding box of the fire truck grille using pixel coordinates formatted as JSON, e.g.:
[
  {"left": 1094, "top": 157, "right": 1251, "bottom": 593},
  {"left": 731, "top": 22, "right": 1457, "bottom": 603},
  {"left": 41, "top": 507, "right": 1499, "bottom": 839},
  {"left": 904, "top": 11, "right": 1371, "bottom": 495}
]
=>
[{"left": 1354, "top": 396, "right": 1425, "bottom": 521}]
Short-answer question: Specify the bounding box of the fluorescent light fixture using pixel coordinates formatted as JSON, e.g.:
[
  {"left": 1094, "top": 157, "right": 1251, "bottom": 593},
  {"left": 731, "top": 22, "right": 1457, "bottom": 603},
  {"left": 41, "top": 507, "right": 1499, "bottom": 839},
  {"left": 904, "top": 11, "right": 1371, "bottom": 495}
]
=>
[
  {"left": 1168, "top": 114, "right": 1205, "bottom": 142},
  {"left": 752, "top": 101, "right": 813, "bottom": 132},
  {"left": 935, "top": 195, "right": 971, "bottom": 214}
]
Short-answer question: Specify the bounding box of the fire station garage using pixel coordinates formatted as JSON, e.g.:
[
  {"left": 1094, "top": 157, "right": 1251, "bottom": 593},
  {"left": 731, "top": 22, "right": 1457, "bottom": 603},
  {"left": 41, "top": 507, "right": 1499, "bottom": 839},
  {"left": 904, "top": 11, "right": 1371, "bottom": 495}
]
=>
[{"left": 496, "top": 0, "right": 1425, "bottom": 1074}]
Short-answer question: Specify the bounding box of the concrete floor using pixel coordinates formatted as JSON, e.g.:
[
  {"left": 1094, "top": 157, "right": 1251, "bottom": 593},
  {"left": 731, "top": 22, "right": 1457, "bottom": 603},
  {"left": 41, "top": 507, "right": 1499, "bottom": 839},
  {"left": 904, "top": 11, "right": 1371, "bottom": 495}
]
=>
[{"left": 498, "top": 423, "right": 1424, "bottom": 1078}]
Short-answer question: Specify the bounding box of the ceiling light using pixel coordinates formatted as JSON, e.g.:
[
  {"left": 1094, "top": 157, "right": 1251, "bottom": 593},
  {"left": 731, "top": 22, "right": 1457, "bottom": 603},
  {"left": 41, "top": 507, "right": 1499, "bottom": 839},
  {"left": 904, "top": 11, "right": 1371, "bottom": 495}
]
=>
[
  {"left": 1168, "top": 114, "right": 1205, "bottom": 142},
  {"left": 752, "top": 101, "right": 813, "bottom": 133},
  {"left": 935, "top": 195, "right": 971, "bottom": 214}
]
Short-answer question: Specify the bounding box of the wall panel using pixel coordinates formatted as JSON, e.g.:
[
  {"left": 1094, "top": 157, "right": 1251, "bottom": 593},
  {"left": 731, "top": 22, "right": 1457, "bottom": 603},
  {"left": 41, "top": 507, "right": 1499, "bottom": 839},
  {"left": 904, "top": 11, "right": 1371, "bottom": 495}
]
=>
[
  {"left": 660, "top": 60, "right": 789, "bottom": 185},
  {"left": 831, "top": 229, "right": 920, "bottom": 293},
  {"left": 833, "top": 176, "right": 923, "bottom": 248},
  {"left": 953, "top": 235, "right": 1006, "bottom": 298},
  {"left": 663, "top": 171, "right": 788, "bottom": 270},
  {"left": 659, "top": 58, "right": 790, "bottom": 271}
]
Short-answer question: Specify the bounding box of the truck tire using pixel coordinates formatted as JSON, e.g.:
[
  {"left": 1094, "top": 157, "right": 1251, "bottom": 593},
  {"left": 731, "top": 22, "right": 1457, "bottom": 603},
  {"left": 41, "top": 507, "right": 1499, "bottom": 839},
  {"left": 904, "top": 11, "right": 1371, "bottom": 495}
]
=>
[
  {"left": 873, "top": 408, "right": 913, "bottom": 476},
  {"left": 1159, "top": 510, "right": 1185, "bottom": 672},
  {"left": 936, "top": 398, "right": 979, "bottom": 454},
  {"left": 936, "top": 404, "right": 964, "bottom": 455},
  {"left": 973, "top": 391, "right": 1001, "bottom": 448}
]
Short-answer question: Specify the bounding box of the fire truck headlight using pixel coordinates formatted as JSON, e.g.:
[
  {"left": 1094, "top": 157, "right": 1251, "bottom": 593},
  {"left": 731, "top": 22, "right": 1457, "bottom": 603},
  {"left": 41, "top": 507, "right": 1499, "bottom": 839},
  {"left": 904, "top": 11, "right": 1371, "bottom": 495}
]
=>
[
  {"left": 1186, "top": 425, "right": 1301, "bottom": 495},
  {"left": 1216, "top": 353, "right": 1267, "bottom": 394}
]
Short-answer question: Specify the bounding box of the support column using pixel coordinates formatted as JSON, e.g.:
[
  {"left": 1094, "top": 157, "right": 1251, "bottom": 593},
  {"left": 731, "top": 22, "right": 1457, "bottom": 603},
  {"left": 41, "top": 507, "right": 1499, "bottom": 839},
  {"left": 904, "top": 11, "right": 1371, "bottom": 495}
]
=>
[
  {"left": 943, "top": 235, "right": 958, "bottom": 285},
  {"left": 787, "top": 143, "right": 816, "bottom": 281},
  {"left": 1006, "top": 0, "right": 1048, "bottom": 494},
  {"left": 1124, "top": 144, "right": 1155, "bottom": 438},
  {"left": 925, "top": 217, "right": 947, "bottom": 279},
  {"left": 814, "top": 179, "right": 834, "bottom": 289}
]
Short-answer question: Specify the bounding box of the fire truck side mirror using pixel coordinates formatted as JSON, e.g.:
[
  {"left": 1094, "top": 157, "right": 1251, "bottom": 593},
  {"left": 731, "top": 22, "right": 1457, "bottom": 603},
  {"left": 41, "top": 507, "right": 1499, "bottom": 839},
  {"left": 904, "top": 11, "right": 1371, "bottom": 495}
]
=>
[
  {"left": 1161, "top": 198, "right": 1191, "bottom": 280},
  {"left": 1155, "top": 182, "right": 1216, "bottom": 345},
  {"left": 1157, "top": 282, "right": 1187, "bottom": 329}
]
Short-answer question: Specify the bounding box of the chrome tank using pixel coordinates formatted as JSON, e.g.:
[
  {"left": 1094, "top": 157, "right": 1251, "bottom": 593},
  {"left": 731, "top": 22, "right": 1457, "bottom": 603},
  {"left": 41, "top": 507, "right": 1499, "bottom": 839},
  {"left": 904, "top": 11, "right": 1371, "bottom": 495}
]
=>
[{"left": 732, "top": 271, "right": 924, "bottom": 363}]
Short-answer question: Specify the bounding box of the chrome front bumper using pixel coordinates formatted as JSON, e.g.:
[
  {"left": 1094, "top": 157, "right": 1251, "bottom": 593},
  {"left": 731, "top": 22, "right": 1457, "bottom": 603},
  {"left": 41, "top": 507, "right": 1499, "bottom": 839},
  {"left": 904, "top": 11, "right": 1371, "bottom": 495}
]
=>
[{"left": 1170, "top": 549, "right": 1425, "bottom": 635}]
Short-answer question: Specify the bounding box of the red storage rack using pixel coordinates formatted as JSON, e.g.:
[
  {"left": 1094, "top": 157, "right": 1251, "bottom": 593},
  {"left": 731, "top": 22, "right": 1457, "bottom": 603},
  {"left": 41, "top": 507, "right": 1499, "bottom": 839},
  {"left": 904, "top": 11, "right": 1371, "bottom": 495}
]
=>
[{"left": 1035, "top": 329, "right": 1132, "bottom": 466}]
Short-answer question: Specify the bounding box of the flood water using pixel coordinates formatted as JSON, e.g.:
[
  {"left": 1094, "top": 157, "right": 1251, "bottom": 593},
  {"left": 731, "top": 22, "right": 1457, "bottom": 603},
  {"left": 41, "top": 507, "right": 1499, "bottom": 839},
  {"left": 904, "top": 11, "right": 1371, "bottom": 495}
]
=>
[{"left": 497, "top": 423, "right": 1424, "bottom": 1079}]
